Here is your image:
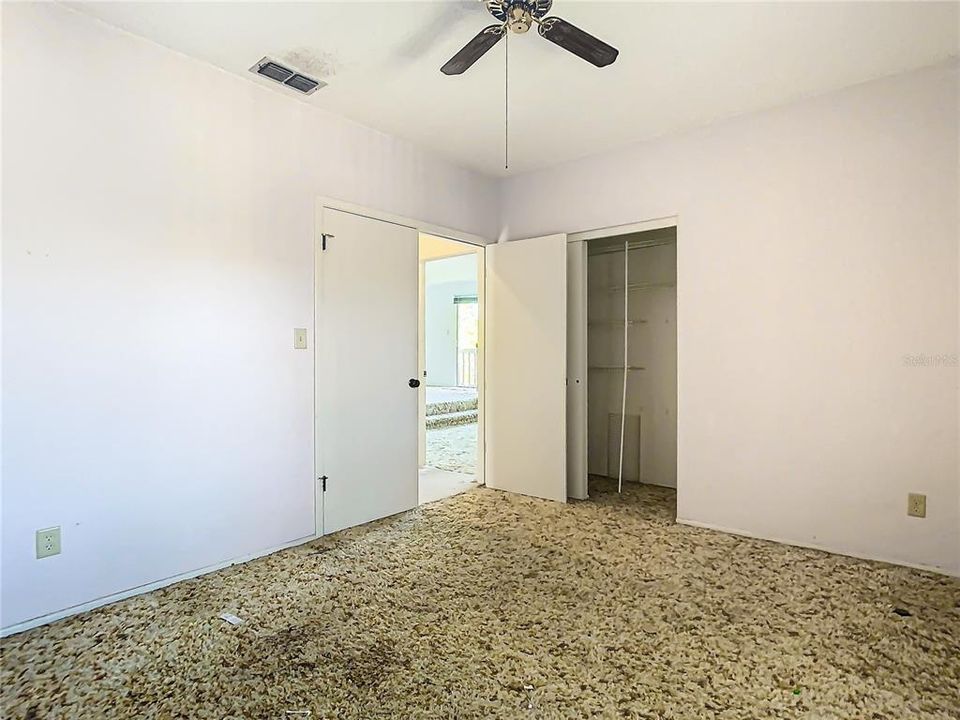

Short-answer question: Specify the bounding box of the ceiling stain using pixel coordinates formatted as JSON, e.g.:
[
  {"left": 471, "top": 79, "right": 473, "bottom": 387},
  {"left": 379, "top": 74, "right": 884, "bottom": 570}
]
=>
[{"left": 280, "top": 47, "right": 340, "bottom": 79}]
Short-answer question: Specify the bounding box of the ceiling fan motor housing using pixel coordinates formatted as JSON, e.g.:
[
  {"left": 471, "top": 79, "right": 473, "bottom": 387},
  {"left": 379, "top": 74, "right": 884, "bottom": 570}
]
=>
[{"left": 487, "top": 0, "right": 553, "bottom": 34}]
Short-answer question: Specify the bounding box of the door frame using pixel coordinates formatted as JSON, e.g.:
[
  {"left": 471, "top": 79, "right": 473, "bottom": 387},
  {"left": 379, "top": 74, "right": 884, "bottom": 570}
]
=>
[
  {"left": 314, "top": 197, "right": 491, "bottom": 535},
  {"left": 566, "top": 214, "right": 679, "bottom": 244},
  {"left": 418, "top": 239, "right": 485, "bottom": 477}
]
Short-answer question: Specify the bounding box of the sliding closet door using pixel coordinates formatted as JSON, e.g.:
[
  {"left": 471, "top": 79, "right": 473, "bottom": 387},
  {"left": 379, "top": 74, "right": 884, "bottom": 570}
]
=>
[
  {"left": 485, "top": 234, "right": 567, "bottom": 503},
  {"left": 317, "top": 207, "right": 419, "bottom": 534}
]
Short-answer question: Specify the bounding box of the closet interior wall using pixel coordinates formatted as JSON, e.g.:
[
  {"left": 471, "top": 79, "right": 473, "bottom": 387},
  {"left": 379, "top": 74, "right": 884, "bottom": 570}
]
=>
[{"left": 586, "top": 230, "right": 677, "bottom": 488}]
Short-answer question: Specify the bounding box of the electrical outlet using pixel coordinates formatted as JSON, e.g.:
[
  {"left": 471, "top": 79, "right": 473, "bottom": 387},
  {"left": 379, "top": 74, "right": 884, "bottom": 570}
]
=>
[
  {"left": 293, "top": 328, "right": 307, "bottom": 350},
  {"left": 907, "top": 493, "right": 926, "bottom": 518},
  {"left": 36, "top": 527, "right": 61, "bottom": 559}
]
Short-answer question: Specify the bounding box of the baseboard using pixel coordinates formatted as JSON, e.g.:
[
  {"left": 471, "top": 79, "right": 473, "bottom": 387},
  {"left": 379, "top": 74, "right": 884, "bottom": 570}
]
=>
[
  {"left": 6, "top": 517, "right": 954, "bottom": 637},
  {"left": 675, "top": 517, "right": 958, "bottom": 578},
  {"left": 1, "top": 533, "right": 318, "bottom": 638}
]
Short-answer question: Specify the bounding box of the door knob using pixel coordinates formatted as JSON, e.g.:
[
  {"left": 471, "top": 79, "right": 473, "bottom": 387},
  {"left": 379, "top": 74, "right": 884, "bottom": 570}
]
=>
[{"left": 409, "top": 378, "right": 421, "bottom": 388}]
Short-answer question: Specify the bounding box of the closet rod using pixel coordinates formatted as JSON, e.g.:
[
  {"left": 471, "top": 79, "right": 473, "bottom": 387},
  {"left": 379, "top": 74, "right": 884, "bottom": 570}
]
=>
[
  {"left": 588, "top": 238, "right": 676, "bottom": 257},
  {"left": 589, "top": 365, "right": 646, "bottom": 371},
  {"left": 606, "top": 281, "right": 676, "bottom": 292},
  {"left": 588, "top": 320, "right": 648, "bottom": 327}
]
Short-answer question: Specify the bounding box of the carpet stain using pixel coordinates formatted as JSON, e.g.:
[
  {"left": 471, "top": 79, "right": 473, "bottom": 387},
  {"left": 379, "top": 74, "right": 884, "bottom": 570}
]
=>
[{"left": 2, "top": 479, "right": 958, "bottom": 719}]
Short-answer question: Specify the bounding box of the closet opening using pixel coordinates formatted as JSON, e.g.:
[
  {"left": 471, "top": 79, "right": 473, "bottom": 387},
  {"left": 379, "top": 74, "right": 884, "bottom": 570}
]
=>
[
  {"left": 418, "top": 233, "right": 484, "bottom": 505},
  {"left": 574, "top": 225, "right": 677, "bottom": 511}
]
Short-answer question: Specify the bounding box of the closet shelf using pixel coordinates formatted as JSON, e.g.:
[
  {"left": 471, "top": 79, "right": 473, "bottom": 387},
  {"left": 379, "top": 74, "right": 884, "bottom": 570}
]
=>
[
  {"left": 588, "top": 365, "right": 646, "bottom": 371},
  {"left": 588, "top": 320, "right": 648, "bottom": 327},
  {"left": 605, "top": 281, "right": 676, "bottom": 292}
]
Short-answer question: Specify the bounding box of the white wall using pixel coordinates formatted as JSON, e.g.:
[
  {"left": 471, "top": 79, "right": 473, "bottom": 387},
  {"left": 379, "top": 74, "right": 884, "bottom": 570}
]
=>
[
  {"left": 502, "top": 62, "right": 960, "bottom": 575},
  {"left": 0, "top": 3, "right": 497, "bottom": 631},
  {"left": 425, "top": 255, "right": 477, "bottom": 387}
]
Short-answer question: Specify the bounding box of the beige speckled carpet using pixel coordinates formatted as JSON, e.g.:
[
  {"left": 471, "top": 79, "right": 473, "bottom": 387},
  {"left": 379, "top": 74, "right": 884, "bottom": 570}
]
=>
[
  {"left": 3, "top": 480, "right": 959, "bottom": 719},
  {"left": 426, "top": 422, "right": 478, "bottom": 475}
]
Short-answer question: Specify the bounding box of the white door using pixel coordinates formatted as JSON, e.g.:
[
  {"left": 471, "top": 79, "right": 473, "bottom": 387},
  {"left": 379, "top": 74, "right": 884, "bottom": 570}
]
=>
[
  {"left": 485, "top": 234, "right": 568, "bottom": 503},
  {"left": 317, "top": 207, "right": 419, "bottom": 534}
]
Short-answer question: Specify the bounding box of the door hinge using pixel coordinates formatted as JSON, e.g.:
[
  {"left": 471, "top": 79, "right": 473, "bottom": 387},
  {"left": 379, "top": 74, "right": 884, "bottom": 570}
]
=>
[
  {"left": 320, "top": 475, "right": 328, "bottom": 492},
  {"left": 321, "top": 233, "right": 334, "bottom": 251}
]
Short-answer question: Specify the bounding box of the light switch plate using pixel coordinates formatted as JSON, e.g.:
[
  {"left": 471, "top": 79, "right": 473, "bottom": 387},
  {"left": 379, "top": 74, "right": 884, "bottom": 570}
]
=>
[
  {"left": 36, "top": 527, "right": 61, "bottom": 559},
  {"left": 294, "top": 328, "right": 307, "bottom": 350},
  {"left": 907, "top": 493, "right": 926, "bottom": 518}
]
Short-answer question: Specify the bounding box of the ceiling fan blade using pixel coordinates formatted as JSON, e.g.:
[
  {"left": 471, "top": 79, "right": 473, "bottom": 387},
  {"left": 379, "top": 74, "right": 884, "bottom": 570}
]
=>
[
  {"left": 538, "top": 17, "right": 618, "bottom": 68},
  {"left": 441, "top": 24, "right": 505, "bottom": 75}
]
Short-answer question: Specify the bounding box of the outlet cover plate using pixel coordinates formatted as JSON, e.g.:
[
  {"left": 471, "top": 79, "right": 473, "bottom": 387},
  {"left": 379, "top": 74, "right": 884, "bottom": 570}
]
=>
[
  {"left": 907, "top": 493, "right": 926, "bottom": 518},
  {"left": 36, "top": 527, "right": 61, "bottom": 559}
]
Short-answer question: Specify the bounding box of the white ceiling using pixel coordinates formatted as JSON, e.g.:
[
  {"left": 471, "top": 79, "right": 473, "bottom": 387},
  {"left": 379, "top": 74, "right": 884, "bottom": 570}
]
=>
[
  {"left": 421, "top": 233, "right": 480, "bottom": 261},
  {"left": 70, "top": 1, "right": 958, "bottom": 177}
]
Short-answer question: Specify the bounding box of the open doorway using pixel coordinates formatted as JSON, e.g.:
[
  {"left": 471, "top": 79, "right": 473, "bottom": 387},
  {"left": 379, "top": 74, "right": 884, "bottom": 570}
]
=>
[
  {"left": 418, "top": 234, "right": 483, "bottom": 505},
  {"left": 568, "top": 224, "right": 678, "bottom": 516}
]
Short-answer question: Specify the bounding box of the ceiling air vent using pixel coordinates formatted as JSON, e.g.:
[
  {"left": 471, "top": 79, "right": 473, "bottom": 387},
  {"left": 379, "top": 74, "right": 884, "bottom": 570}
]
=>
[{"left": 249, "top": 57, "right": 326, "bottom": 95}]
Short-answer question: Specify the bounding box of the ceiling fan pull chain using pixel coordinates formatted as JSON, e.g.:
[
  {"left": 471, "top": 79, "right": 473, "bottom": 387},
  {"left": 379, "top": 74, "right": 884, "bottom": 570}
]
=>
[{"left": 505, "top": 28, "right": 509, "bottom": 170}]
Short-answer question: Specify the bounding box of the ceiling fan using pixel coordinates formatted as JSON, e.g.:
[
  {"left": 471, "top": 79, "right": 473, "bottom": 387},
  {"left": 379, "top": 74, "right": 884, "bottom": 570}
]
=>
[{"left": 441, "top": 0, "right": 618, "bottom": 75}]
